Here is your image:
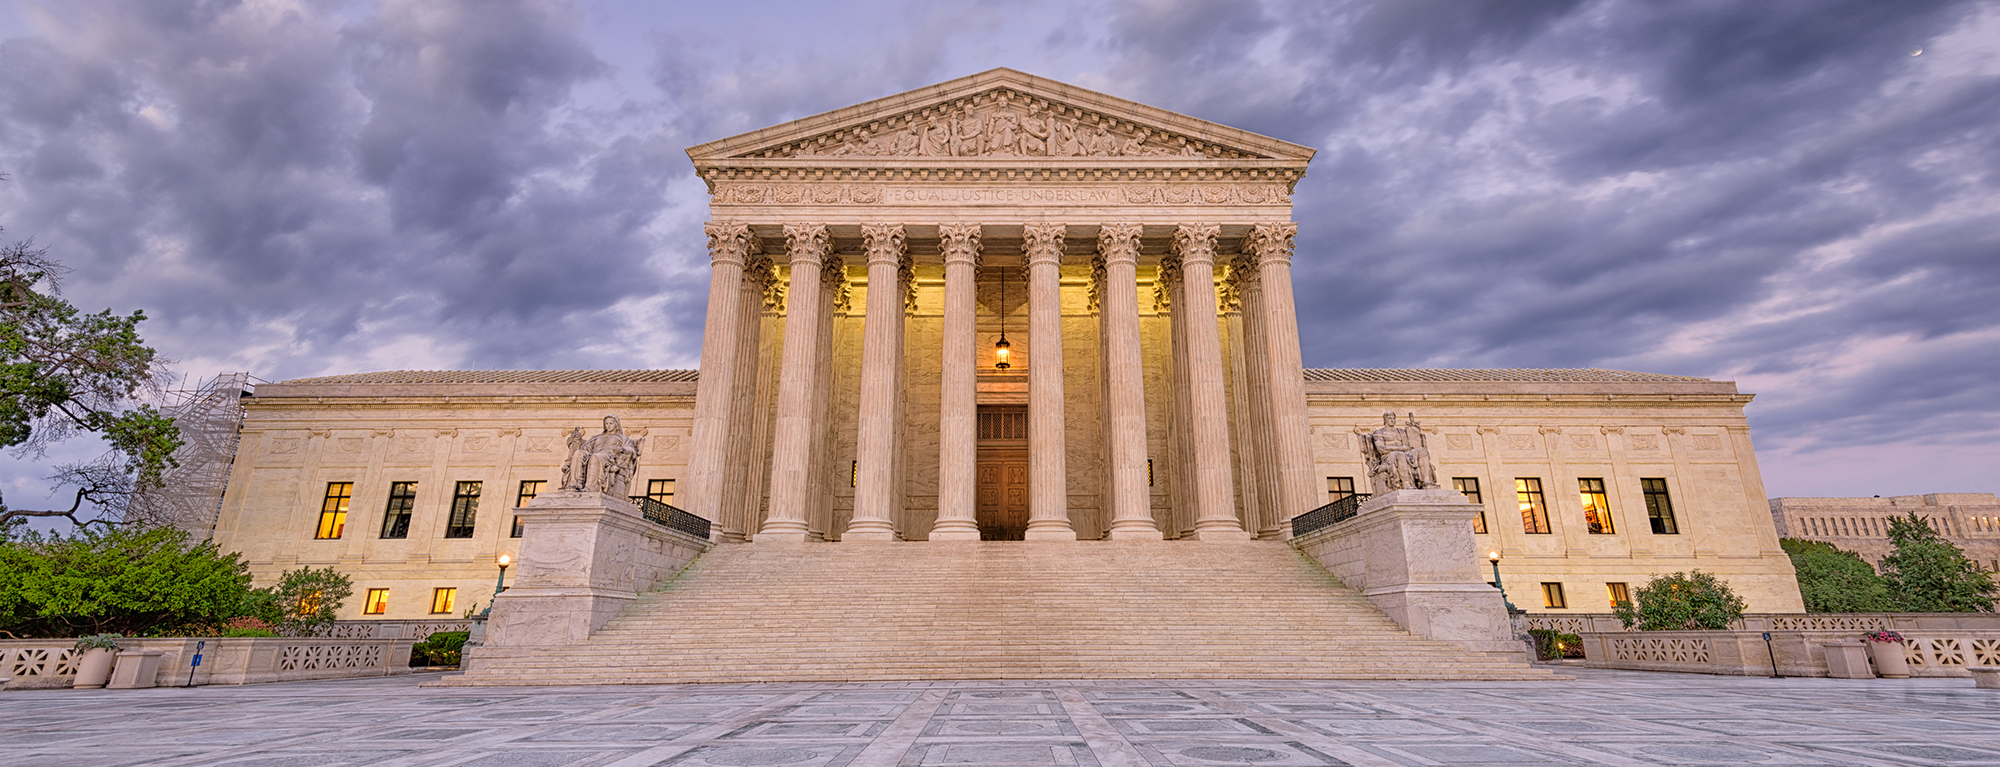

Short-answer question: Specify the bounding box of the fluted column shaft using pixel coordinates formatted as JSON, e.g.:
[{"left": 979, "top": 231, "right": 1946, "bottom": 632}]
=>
[
  {"left": 847, "top": 224, "right": 907, "bottom": 540},
  {"left": 1246, "top": 223, "right": 1316, "bottom": 531},
  {"left": 684, "top": 223, "right": 753, "bottom": 534},
  {"left": 805, "top": 262, "right": 841, "bottom": 538},
  {"left": 1098, "top": 224, "right": 1162, "bottom": 539},
  {"left": 1235, "top": 266, "right": 1283, "bottom": 539},
  {"left": 758, "top": 224, "right": 829, "bottom": 542},
  {"left": 931, "top": 224, "right": 983, "bottom": 540},
  {"left": 1173, "top": 224, "right": 1251, "bottom": 540},
  {"left": 1023, "top": 223, "right": 1076, "bottom": 540},
  {"left": 720, "top": 255, "right": 770, "bottom": 541}
]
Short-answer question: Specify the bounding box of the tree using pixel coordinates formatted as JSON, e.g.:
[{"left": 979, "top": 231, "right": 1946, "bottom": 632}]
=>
[
  {"left": 0, "top": 225, "right": 181, "bottom": 528},
  {"left": 1882, "top": 512, "right": 1997, "bottom": 613},
  {"left": 0, "top": 525, "right": 258, "bottom": 637},
  {"left": 260, "top": 566, "right": 355, "bottom": 637},
  {"left": 1781, "top": 538, "right": 1895, "bottom": 613},
  {"left": 1613, "top": 570, "right": 1748, "bottom": 631}
]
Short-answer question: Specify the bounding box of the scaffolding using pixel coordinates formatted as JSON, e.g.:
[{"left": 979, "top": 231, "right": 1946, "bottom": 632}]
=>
[{"left": 126, "top": 373, "right": 257, "bottom": 538}]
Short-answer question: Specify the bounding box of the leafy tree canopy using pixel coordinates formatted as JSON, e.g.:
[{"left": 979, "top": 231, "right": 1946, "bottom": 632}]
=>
[
  {"left": 1781, "top": 538, "right": 1895, "bottom": 613},
  {"left": 0, "top": 525, "right": 256, "bottom": 637},
  {"left": 0, "top": 227, "right": 180, "bottom": 528},
  {"left": 1882, "top": 512, "right": 1997, "bottom": 613},
  {"left": 1614, "top": 570, "right": 1748, "bottom": 631}
]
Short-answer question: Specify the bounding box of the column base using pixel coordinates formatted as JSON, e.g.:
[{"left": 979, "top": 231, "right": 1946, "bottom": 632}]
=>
[
  {"left": 1107, "top": 523, "right": 1165, "bottom": 541},
  {"left": 1189, "top": 525, "right": 1255, "bottom": 541},
  {"left": 754, "top": 519, "right": 813, "bottom": 543},
  {"left": 842, "top": 521, "right": 897, "bottom": 541},
  {"left": 928, "top": 521, "right": 981, "bottom": 541},
  {"left": 1023, "top": 521, "right": 1077, "bottom": 540}
]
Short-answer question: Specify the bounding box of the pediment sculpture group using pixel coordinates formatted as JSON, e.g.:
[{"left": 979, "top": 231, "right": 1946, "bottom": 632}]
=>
[
  {"left": 562, "top": 416, "right": 642, "bottom": 498},
  {"left": 1361, "top": 411, "right": 1439, "bottom": 495},
  {"left": 791, "top": 99, "right": 1207, "bottom": 159}
]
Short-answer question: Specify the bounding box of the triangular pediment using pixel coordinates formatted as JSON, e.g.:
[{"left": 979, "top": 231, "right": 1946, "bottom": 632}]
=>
[{"left": 687, "top": 68, "right": 1314, "bottom": 164}]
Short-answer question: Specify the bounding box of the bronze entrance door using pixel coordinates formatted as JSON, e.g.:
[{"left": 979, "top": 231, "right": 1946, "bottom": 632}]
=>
[{"left": 975, "top": 406, "right": 1029, "bottom": 540}]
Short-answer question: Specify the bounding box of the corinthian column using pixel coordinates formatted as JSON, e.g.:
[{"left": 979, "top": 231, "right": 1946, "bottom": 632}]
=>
[
  {"left": 683, "top": 222, "right": 754, "bottom": 534},
  {"left": 1022, "top": 223, "right": 1076, "bottom": 540},
  {"left": 931, "top": 223, "right": 983, "bottom": 540},
  {"left": 1231, "top": 253, "right": 1283, "bottom": 539},
  {"left": 1244, "top": 223, "right": 1315, "bottom": 531},
  {"left": 1172, "top": 224, "right": 1250, "bottom": 540},
  {"left": 1098, "top": 224, "right": 1162, "bottom": 540},
  {"left": 720, "top": 254, "right": 772, "bottom": 541},
  {"left": 847, "top": 224, "right": 907, "bottom": 540},
  {"left": 758, "top": 224, "right": 830, "bottom": 543}
]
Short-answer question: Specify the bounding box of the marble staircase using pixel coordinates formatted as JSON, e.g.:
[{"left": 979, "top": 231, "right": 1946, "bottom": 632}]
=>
[{"left": 442, "top": 541, "right": 1554, "bottom": 685}]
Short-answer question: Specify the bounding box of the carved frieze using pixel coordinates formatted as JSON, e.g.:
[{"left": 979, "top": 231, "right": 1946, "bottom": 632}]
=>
[{"left": 710, "top": 183, "right": 1291, "bottom": 207}]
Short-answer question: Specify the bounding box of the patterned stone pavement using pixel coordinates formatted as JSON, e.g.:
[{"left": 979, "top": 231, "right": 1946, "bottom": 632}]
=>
[{"left": 5, "top": 667, "right": 1999, "bottom": 766}]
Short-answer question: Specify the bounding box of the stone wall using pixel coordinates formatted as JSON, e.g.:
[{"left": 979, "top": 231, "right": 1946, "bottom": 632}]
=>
[{"left": 1, "top": 637, "right": 417, "bottom": 689}]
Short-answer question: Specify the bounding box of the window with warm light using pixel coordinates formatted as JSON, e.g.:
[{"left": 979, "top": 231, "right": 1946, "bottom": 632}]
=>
[
  {"left": 445, "top": 481, "right": 480, "bottom": 539},
  {"left": 512, "top": 480, "right": 545, "bottom": 538},
  {"left": 1579, "top": 478, "right": 1614, "bottom": 534},
  {"left": 1327, "top": 477, "right": 1355, "bottom": 502},
  {"left": 1516, "top": 478, "right": 1550, "bottom": 534},
  {"left": 430, "top": 587, "right": 457, "bottom": 615},
  {"left": 380, "top": 481, "right": 417, "bottom": 539},
  {"left": 1642, "top": 478, "right": 1679, "bottom": 534},
  {"left": 647, "top": 479, "right": 675, "bottom": 506},
  {"left": 1541, "top": 582, "right": 1567, "bottom": 609},
  {"left": 364, "top": 589, "right": 389, "bottom": 615},
  {"left": 315, "top": 482, "right": 352, "bottom": 539},
  {"left": 1454, "top": 477, "right": 1486, "bottom": 534},
  {"left": 1606, "top": 582, "right": 1630, "bottom": 608}
]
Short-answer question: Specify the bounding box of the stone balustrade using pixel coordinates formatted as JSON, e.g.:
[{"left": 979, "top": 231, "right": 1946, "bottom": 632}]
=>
[
  {"left": 1529, "top": 612, "right": 2000, "bottom": 635},
  {"left": 1573, "top": 628, "right": 2000, "bottom": 678},
  {"left": 1, "top": 636, "right": 418, "bottom": 689}
]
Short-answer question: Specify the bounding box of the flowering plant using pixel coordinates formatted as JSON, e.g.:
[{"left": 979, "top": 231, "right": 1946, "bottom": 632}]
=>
[{"left": 1863, "top": 630, "right": 1905, "bottom": 643}]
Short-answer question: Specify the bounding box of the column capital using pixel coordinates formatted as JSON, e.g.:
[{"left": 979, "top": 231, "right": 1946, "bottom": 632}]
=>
[
  {"left": 1170, "top": 223, "right": 1221, "bottom": 266},
  {"left": 704, "top": 222, "right": 755, "bottom": 267},
  {"left": 861, "top": 223, "right": 906, "bottom": 266},
  {"left": 938, "top": 223, "right": 983, "bottom": 267},
  {"left": 1097, "top": 223, "right": 1143, "bottom": 267},
  {"left": 1243, "top": 222, "right": 1299, "bottom": 267},
  {"left": 782, "top": 223, "right": 830, "bottom": 267},
  {"left": 1024, "top": 223, "right": 1066, "bottom": 267}
]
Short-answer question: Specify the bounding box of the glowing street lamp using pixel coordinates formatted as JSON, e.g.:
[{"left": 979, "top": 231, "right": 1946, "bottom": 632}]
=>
[
  {"left": 494, "top": 553, "right": 512, "bottom": 597},
  {"left": 1489, "top": 550, "right": 1518, "bottom": 613}
]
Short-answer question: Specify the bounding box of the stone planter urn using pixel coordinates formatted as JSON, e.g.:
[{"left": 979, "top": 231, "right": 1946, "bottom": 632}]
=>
[
  {"left": 1864, "top": 630, "right": 1910, "bottom": 679},
  {"left": 73, "top": 648, "right": 118, "bottom": 689}
]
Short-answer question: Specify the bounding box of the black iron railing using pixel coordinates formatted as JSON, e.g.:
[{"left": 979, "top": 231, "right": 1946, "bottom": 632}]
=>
[
  {"left": 1291, "top": 492, "right": 1372, "bottom": 537},
  {"left": 631, "top": 496, "right": 712, "bottom": 540}
]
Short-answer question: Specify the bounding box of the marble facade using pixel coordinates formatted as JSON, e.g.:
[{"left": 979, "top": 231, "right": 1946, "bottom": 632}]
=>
[{"left": 206, "top": 69, "right": 1806, "bottom": 620}]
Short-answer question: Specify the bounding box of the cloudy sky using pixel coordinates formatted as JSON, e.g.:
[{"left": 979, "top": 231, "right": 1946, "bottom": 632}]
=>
[{"left": 1, "top": 0, "right": 1996, "bottom": 503}]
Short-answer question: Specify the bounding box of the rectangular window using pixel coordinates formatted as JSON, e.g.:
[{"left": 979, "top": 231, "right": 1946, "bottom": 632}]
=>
[
  {"left": 1516, "top": 478, "right": 1550, "bottom": 534},
  {"left": 1606, "top": 582, "right": 1630, "bottom": 608},
  {"left": 1327, "top": 477, "right": 1355, "bottom": 502},
  {"left": 445, "top": 481, "right": 480, "bottom": 539},
  {"left": 1454, "top": 477, "right": 1487, "bottom": 534},
  {"left": 512, "top": 480, "right": 546, "bottom": 539},
  {"left": 380, "top": 481, "right": 417, "bottom": 539},
  {"left": 1641, "top": 478, "right": 1678, "bottom": 534},
  {"left": 1541, "top": 582, "right": 1567, "bottom": 609},
  {"left": 430, "top": 587, "right": 457, "bottom": 615},
  {"left": 364, "top": 588, "right": 389, "bottom": 615},
  {"left": 315, "top": 482, "right": 352, "bottom": 539},
  {"left": 646, "top": 479, "right": 675, "bottom": 506},
  {"left": 1579, "top": 478, "right": 1614, "bottom": 534}
]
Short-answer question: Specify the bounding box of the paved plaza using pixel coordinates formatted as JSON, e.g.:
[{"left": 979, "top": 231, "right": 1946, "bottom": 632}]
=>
[{"left": 4, "top": 667, "right": 1998, "bottom": 766}]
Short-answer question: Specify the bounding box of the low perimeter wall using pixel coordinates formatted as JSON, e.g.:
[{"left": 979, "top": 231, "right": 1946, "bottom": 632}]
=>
[
  {"left": 1530, "top": 612, "right": 2000, "bottom": 635},
  {"left": 1, "top": 636, "right": 417, "bottom": 690},
  {"left": 1575, "top": 629, "right": 2000, "bottom": 678}
]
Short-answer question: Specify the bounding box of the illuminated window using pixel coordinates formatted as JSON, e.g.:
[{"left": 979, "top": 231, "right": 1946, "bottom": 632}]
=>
[
  {"left": 1541, "top": 582, "right": 1567, "bottom": 609},
  {"left": 1579, "top": 478, "right": 1614, "bottom": 534},
  {"left": 646, "top": 479, "right": 675, "bottom": 506},
  {"left": 380, "top": 481, "right": 417, "bottom": 539},
  {"left": 364, "top": 589, "right": 389, "bottom": 615},
  {"left": 512, "top": 480, "right": 546, "bottom": 538},
  {"left": 295, "top": 589, "right": 323, "bottom": 615},
  {"left": 445, "top": 481, "right": 480, "bottom": 539},
  {"left": 1327, "top": 477, "right": 1355, "bottom": 502},
  {"left": 1642, "top": 478, "right": 1678, "bottom": 534},
  {"left": 1516, "top": 478, "right": 1550, "bottom": 534},
  {"left": 430, "top": 588, "right": 457, "bottom": 615},
  {"left": 1454, "top": 477, "right": 1487, "bottom": 534},
  {"left": 315, "top": 482, "right": 352, "bottom": 539},
  {"left": 1606, "top": 582, "right": 1630, "bottom": 608}
]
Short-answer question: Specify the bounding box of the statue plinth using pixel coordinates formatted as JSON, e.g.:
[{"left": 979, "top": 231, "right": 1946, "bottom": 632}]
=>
[{"left": 484, "top": 492, "right": 711, "bottom": 649}]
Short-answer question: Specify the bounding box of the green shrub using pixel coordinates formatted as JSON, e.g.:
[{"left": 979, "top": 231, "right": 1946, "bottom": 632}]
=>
[
  {"left": 1614, "top": 570, "right": 1747, "bottom": 631},
  {"left": 413, "top": 630, "right": 470, "bottom": 666},
  {"left": 73, "top": 633, "right": 123, "bottom": 651},
  {"left": 1882, "top": 513, "right": 1997, "bottom": 613},
  {"left": 257, "top": 566, "right": 354, "bottom": 636},
  {"left": 221, "top": 627, "right": 278, "bottom": 638},
  {"left": 0, "top": 526, "right": 258, "bottom": 637},
  {"left": 1526, "top": 629, "right": 1584, "bottom": 660},
  {"left": 1781, "top": 538, "right": 1894, "bottom": 612}
]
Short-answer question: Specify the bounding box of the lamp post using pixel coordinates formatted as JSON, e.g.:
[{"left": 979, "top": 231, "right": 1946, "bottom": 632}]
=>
[
  {"left": 493, "top": 553, "right": 511, "bottom": 597},
  {"left": 1489, "top": 550, "right": 1519, "bottom": 613}
]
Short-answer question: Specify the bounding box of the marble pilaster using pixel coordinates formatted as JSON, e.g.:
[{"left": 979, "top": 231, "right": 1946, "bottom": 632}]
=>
[
  {"left": 847, "top": 224, "right": 906, "bottom": 540},
  {"left": 1097, "top": 224, "right": 1162, "bottom": 539},
  {"left": 931, "top": 224, "right": 983, "bottom": 540},
  {"left": 1023, "top": 223, "right": 1076, "bottom": 540},
  {"left": 1172, "top": 224, "right": 1250, "bottom": 540},
  {"left": 758, "top": 224, "right": 830, "bottom": 542}
]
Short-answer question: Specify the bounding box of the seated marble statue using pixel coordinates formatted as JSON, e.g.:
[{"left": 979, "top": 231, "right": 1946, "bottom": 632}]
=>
[
  {"left": 561, "top": 415, "right": 642, "bottom": 498},
  {"left": 1360, "top": 411, "right": 1438, "bottom": 494}
]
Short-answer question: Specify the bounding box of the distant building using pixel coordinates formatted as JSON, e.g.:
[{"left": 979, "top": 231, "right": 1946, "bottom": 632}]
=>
[{"left": 1770, "top": 493, "right": 2000, "bottom": 571}]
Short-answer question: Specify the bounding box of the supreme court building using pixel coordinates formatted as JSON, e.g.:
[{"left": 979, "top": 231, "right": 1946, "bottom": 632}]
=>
[{"left": 208, "top": 69, "right": 1806, "bottom": 621}]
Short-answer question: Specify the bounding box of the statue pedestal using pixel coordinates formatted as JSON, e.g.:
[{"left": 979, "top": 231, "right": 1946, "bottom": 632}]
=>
[
  {"left": 1292, "top": 488, "right": 1524, "bottom": 660},
  {"left": 485, "top": 492, "right": 712, "bottom": 649}
]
